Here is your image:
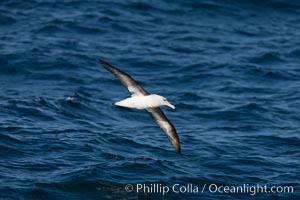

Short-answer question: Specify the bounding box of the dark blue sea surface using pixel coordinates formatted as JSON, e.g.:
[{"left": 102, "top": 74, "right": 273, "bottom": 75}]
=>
[{"left": 0, "top": 0, "right": 299, "bottom": 199}]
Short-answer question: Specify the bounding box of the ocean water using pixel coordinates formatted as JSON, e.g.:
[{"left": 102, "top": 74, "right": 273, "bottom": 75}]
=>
[{"left": 0, "top": 0, "right": 299, "bottom": 199}]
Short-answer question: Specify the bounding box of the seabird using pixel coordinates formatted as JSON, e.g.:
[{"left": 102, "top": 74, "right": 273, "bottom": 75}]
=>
[{"left": 99, "top": 59, "right": 181, "bottom": 153}]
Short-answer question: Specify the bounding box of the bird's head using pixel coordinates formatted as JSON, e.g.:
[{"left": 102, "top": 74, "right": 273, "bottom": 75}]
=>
[{"left": 152, "top": 94, "right": 175, "bottom": 109}]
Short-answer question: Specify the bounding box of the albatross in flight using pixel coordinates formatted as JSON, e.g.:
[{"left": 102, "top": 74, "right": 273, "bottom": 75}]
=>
[{"left": 99, "top": 59, "right": 181, "bottom": 153}]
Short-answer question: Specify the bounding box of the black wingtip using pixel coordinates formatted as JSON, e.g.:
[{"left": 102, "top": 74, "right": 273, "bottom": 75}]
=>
[
  {"left": 175, "top": 145, "right": 181, "bottom": 154},
  {"left": 98, "top": 59, "right": 116, "bottom": 74},
  {"left": 99, "top": 59, "right": 107, "bottom": 66},
  {"left": 170, "top": 138, "right": 181, "bottom": 154},
  {"left": 170, "top": 134, "right": 181, "bottom": 154}
]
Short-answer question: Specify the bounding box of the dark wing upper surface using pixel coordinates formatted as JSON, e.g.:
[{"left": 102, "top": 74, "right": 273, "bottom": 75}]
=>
[
  {"left": 99, "top": 60, "right": 149, "bottom": 96},
  {"left": 146, "top": 108, "right": 181, "bottom": 153}
]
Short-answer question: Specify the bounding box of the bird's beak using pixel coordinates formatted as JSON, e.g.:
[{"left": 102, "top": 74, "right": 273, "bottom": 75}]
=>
[{"left": 166, "top": 101, "right": 175, "bottom": 109}]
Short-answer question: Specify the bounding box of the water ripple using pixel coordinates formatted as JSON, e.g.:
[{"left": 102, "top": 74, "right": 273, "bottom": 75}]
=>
[{"left": 0, "top": 0, "right": 299, "bottom": 199}]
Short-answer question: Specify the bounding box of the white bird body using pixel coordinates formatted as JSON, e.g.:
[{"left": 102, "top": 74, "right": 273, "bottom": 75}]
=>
[{"left": 114, "top": 94, "right": 175, "bottom": 110}]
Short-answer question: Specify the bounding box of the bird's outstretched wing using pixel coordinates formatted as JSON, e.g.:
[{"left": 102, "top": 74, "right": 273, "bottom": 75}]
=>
[
  {"left": 146, "top": 107, "right": 181, "bottom": 153},
  {"left": 99, "top": 60, "right": 149, "bottom": 96}
]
